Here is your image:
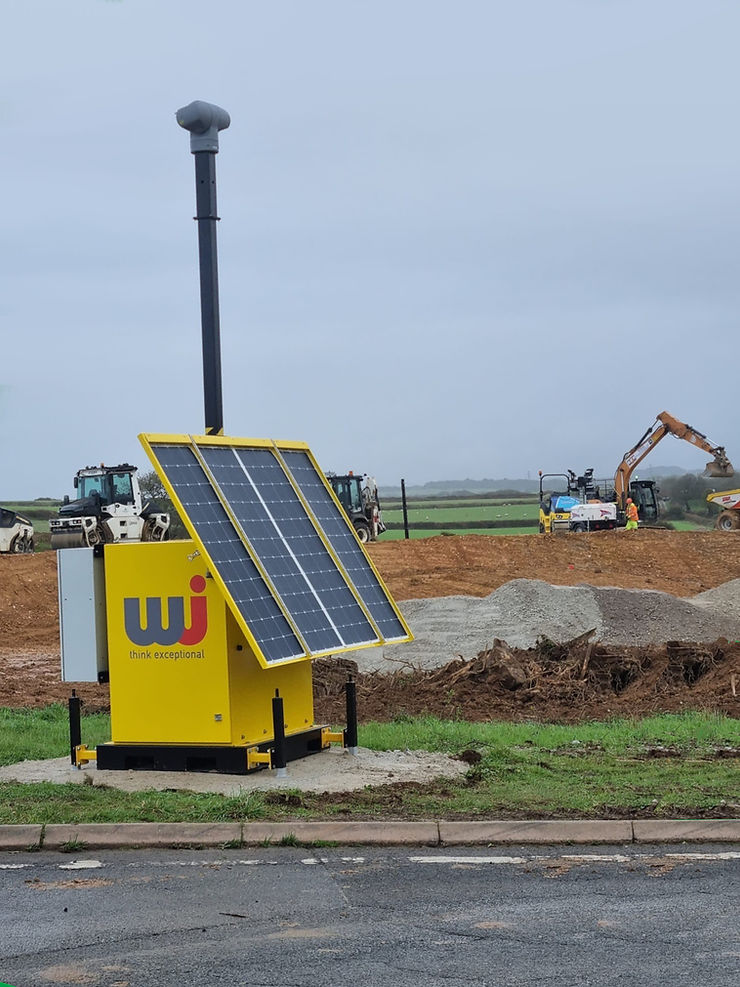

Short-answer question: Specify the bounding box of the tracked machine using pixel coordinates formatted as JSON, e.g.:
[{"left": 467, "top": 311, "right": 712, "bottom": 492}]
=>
[{"left": 50, "top": 464, "right": 170, "bottom": 549}]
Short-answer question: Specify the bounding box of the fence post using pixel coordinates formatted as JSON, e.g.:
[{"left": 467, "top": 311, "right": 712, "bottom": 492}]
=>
[
  {"left": 344, "top": 676, "right": 359, "bottom": 755},
  {"left": 271, "top": 689, "right": 288, "bottom": 777},
  {"left": 68, "top": 691, "right": 81, "bottom": 767},
  {"left": 401, "top": 479, "right": 410, "bottom": 540}
]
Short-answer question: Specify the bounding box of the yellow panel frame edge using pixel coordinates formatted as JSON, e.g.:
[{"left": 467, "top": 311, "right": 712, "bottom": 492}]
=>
[
  {"left": 138, "top": 433, "right": 412, "bottom": 669},
  {"left": 270, "top": 440, "right": 411, "bottom": 641}
]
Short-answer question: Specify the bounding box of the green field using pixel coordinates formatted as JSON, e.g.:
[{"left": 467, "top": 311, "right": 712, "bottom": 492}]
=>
[
  {"left": 380, "top": 495, "right": 540, "bottom": 538},
  {"left": 383, "top": 497, "right": 538, "bottom": 510},
  {"left": 383, "top": 502, "right": 537, "bottom": 524},
  {"left": 381, "top": 526, "right": 537, "bottom": 540},
  {"left": 1, "top": 501, "right": 58, "bottom": 534}
]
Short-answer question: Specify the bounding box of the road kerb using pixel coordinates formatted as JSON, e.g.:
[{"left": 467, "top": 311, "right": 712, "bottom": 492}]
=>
[
  {"left": 0, "top": 820, "right": 739, "bottom": 851},
  {"left": 0, "top": 825, "right": 43, "bottom": 851},
  {"left": 42, "top": 823, "right": 242, "bottom": 850},
  {"left": 632, "top": 820, "right": 740, "bottom": 843},
  {"left": 241, "top": 821, "right": 440, "bottom": 845},
  {"left": 439, "top": 820, "right": 634, "bottom": 845}
]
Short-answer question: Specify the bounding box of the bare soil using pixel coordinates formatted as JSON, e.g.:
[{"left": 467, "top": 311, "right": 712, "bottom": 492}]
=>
[
  {"left": 368, "top": 529, "right": 740, "bottom": 600},
  {"left": 1, "top": 532, "right": 739, "bottom": 721}
]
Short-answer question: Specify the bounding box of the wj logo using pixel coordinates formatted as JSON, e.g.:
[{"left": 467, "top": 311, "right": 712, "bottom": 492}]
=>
[{"left": 124, "top": 575, "right": 208, "bottom": 646}]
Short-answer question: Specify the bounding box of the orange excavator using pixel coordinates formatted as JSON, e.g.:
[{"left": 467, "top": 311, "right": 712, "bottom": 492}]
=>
[{"left": 614, "top": 411, "right": 734, "bottom": 513}]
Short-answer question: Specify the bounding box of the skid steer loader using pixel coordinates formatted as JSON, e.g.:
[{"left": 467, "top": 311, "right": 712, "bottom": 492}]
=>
[
  {"left": 50, "top": 464, "right": 170, "bottom": 549},
  {"left": 0, "top": 507, "right": 34, "bottom": 553}
]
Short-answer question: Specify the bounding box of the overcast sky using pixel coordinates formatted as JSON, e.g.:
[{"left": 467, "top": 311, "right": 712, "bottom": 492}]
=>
[{"left": 2, "top": 0, "right": 739, "bottom": 499}]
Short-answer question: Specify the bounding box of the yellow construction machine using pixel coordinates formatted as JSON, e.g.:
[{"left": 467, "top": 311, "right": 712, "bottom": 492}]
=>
[
  {"left": 613, "top": 411, "right": 733, "bottom": 512},
  {"left": 539, "top": 411, "right": 734, "bottom": 533}
]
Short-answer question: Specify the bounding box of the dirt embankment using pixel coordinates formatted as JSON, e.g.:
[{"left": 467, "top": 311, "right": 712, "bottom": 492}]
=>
[
  {"left": 1, "top": 532, "right": 740, "bottom": 718},
  {"left": 2, "top": 531, "right": 739, "bottom": 651},
  {"left": 368, "top": 530, "right": 740, "bottom": 599},
  {"left": 314, "top": 638, "right": 740, "bottom": 725}
]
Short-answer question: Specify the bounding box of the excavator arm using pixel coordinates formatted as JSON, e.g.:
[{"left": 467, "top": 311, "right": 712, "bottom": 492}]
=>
[{"left": 614, "top": 411, "right": 733, "bottom": 509}]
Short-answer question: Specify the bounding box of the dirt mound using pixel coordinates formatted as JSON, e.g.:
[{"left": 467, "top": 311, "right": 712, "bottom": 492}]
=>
[
  {"left": 2, "top": 531, "right": 739, "bottom": 653},
  {"left": 2, "top": 533, "right": 740, "bottom": 720},
  {"left": 368, "top": 530, "right": 740, "bottom": 599},
  {"left": 314, "top": 636, "right": 740, "bottom": 724},
  {"left": 367, "top": 579, "right": 740, "bottom": 673},
  {"left": 0, "top": 552, "right": 58, "bottom": 648}
]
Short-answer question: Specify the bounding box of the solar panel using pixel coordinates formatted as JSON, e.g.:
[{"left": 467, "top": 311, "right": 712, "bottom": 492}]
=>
[
  {"left": 279, "top": 450, "right": 409, "bottom": 642},
  {"left": 141, "top": 435, "right": 412, "bottom": 667}
]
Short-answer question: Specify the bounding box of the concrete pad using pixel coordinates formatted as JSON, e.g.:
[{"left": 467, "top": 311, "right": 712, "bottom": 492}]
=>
[
  {"left": 241, "top": 821, "right": 440, "bottom": 846},
  {"left": 0, "top": 746, "right": 467, "bottom": 795},
  {"left": 43, "top": 822, "right": 242, "bottom": 850},
  {"left": 0, "top": 825, "right": 43, "bottom": 850},
  {"left": 633, "top": 820, "right": 740, "bottom": 843},
  {"left": 439, "top": 820, "right": 634, "bottom": 845}
]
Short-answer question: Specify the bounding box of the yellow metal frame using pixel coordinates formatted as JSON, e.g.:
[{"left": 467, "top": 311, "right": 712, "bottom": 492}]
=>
[
  {"left": 74, "top": 744, "right": 97, "bottom": 766},
  {"left": 138, "top": 433, "right": 412, "bottom": 669},
  {"left": 321, "top": 728, "right": 345, "bottom": 746},
  {"left": 270, "top": 441, "right": 410, "bottom": 640},
  {"left": 246, "top": 748, "right": 272, "bottom": 770}
]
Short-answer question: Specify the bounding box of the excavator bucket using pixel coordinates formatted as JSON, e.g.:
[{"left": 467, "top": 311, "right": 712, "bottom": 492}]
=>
[{"left": 705, "top": 458, "right": 734, "bottom": 478}]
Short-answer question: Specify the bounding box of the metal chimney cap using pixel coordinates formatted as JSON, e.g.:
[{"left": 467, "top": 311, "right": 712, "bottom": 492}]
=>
[{"left": 176, "top": 100, "right": 231, "bottom": 153}]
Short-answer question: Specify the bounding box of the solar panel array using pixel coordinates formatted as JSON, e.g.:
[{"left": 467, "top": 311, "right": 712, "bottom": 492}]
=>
[{"left": 143, "top": 437, "right": 411, "bottom": 666}]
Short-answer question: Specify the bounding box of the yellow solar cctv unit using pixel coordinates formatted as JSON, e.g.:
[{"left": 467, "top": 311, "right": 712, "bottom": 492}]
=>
[
  {"left": 57, "top": 101, "right": 411, "bottom": 774},
  {"left": 59, "top": 434, "right": 410, "bottom": 773}
]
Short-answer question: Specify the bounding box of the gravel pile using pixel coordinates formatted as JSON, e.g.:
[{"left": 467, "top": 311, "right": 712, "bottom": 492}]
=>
[
  {"left": 360, "top": 578, "right": 740, "bottom": 673},
  {"left": 691, "top": 579, "right": 740, "bottom": 621}
]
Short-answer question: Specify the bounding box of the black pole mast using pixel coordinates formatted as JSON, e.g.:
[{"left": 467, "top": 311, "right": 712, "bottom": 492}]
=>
[{"left": 175, "top": 100, "right": 231, "bottom": 435}]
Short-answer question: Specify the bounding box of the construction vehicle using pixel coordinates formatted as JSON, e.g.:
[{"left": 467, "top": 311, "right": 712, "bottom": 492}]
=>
[
  {"left": 539, "top": 411, "right": 733, "bottom": 534},
  {"left": 325, "top": 472, "right": 386, "bottom": 542},
  {"left": 613, "top": 411, "right": 733, "bottom": 511},
  {"left": 707, "top": 489, "right": 740, "bottom": 531},
  {"left": 50, "top": 464, "right": 170, "bottom": 549},
  {"left": 0, "top": 507, "right": 34, "bottom": 553},
  {"left": 539, "top": 470, "right": 619, "bottom": 533}
]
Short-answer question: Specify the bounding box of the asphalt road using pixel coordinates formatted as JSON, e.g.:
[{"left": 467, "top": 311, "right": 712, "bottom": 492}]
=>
[{"left": 1, "top": 845, "right": 738, "bottom": 986}]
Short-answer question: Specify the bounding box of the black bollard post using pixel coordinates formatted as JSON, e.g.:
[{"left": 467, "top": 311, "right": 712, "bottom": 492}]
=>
[
  {"left": 401, "top": 478, "right": 410, "bottom": 540},
  {"left": 68, "top": 690, "right": 81, "bottom": 767},
  {"left": 344, "top": 676, "right": 358, "bottom": 755},
  {"left": 271, "top": 689, "right": 288, "bottom": 777}
]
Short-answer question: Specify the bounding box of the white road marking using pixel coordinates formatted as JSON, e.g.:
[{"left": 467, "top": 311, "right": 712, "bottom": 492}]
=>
[
  {"left": 561, "top": 854, "right": 632, "bottom": 862},
  {"left": 665, "top": 852, "right": 740, "bottom": 861},
  {"left": 410, "top": 851, "right": 740, "bottom": 866},
  {"left": 409, "top": 856, "right": 527, "bottom": 865},
  {"left": 2, "top": 851, "right": 736, "bottom": 875}
]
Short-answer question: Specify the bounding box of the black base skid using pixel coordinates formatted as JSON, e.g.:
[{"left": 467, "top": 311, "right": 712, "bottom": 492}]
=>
[{"left": 95, "top": 727, "right": 327, "bottom": 775}]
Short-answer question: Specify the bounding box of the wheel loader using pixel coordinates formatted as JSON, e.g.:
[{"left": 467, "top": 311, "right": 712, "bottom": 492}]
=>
[
  {"left": 0, "top": 507, "right": 34, "bottom": 553},
  {"left": 49, "top": 464, "right": 170, "bottom": 549},
  {"left": 325, "top": 472, "right": 386, "bottom": 542}
]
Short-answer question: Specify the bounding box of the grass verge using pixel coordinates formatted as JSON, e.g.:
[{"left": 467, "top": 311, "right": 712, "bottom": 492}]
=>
[{"left": 0, "top": 709, "right": 737, "bottom": 824}]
